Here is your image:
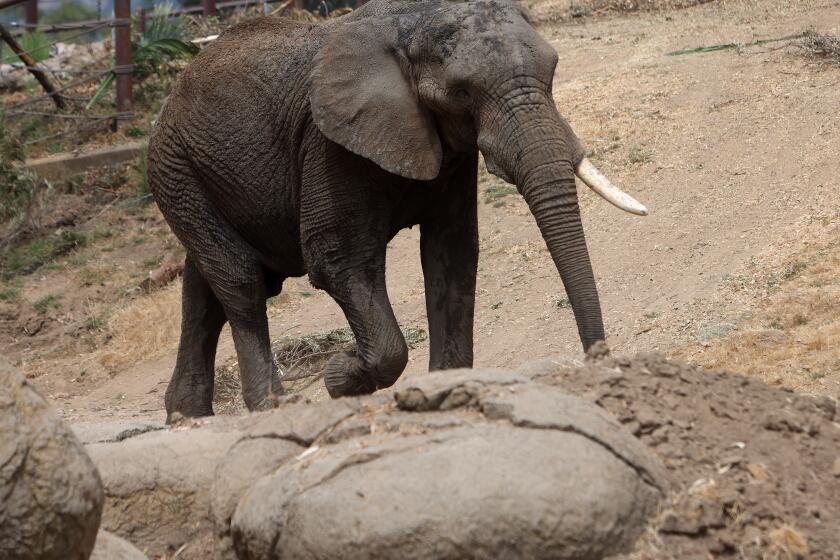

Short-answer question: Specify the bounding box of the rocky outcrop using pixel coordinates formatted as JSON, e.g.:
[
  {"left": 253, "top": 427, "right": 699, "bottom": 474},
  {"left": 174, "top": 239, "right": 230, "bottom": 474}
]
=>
[
  {"left": 81, "top": 364, "right": 669, "bottom": 559},
  {"left": 230, "top": 369, "right": 667, "bottom": 559},
  {"left": 0, "top": 357, "right": 104, "bottom": 560},
  {"left": 86, "top": 422, "right": 242, "bottom": 553}
]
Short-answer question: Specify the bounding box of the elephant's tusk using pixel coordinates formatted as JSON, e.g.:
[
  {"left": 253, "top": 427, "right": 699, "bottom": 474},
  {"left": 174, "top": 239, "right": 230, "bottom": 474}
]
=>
[{"left": 575, "top": 157, "right": 649, "bottom": 216}]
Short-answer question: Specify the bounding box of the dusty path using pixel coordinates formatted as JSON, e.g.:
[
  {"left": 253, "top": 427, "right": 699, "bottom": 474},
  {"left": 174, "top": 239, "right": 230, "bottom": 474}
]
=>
[{"left": 57, "top": 0, "right": 840, "bottom": 421}]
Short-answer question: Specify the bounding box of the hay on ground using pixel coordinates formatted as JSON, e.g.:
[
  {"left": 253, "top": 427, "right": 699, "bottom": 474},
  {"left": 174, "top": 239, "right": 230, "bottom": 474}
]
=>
[
  {"left": 213, "top": 326, "right": 427, "bottom": 415},
  {"left": 798, "top": 31, "right": 840, "bottom": 64}
]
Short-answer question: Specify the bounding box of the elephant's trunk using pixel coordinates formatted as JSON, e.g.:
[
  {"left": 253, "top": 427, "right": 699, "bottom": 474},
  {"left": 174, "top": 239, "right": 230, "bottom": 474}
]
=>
[{"left": 478, "top": 100, "right": 605, "bottom": 350}]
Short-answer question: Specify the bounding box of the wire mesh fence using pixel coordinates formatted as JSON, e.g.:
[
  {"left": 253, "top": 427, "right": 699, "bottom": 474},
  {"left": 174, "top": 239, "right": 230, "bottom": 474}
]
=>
[{"left": 0, "top": 0, "right": 301, "bottom": 150}]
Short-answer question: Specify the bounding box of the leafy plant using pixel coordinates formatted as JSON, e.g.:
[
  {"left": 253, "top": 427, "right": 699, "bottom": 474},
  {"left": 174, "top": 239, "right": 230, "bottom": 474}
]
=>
[
  {"left": 142, "top": 2, "right": 191, "bottom": 44},
  {"left": 87, "top": 4, "right": 198, "bottom": 109},
  {"left": 0, "top": 31, "right": 50, "bottom": 64}
]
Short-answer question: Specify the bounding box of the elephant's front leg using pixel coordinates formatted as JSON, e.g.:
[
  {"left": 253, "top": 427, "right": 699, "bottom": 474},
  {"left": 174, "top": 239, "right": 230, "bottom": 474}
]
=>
[
  {"left": 317, "top": 259, "right": 409, "bottom": 398},
  {"left": 420, "top": 162, "right": 479, "bottom": 370}
]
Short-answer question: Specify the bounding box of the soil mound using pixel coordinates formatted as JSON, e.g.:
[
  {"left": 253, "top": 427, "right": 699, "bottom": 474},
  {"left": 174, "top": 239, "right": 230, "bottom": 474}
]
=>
[{"left": 532, "top": 349, "right": 840, "bottom": 559}]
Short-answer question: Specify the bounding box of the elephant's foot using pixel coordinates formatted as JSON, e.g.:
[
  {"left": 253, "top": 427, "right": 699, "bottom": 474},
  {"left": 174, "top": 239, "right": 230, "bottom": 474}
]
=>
[
  {"left": 165, "top": 404, "right": 214, "bottom": 426},
  {"left": 164, "top": 387, "right": 215, "bottom": 424},
  {"left": 242, "top": 372, "right": 285, "bottom": 411},
  {"left": 323, "top": 352, "right": 377, "bottom": 399}
]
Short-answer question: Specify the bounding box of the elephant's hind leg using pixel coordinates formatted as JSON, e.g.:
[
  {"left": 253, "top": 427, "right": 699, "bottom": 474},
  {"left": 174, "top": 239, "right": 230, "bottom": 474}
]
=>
[
  {"left": 151, "top": 167, "right": 282, "bottom": 414},
  {"left": 165, "top": 254, "right": 226, "bottom": 421},
  {"left": 319, "top": 264, "right": 409, "bottom": 398}
]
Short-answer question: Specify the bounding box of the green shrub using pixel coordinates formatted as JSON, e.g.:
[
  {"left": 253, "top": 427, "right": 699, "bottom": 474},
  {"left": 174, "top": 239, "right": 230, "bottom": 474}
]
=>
[
  {"left": 43, "top": 0, "right": 97, "bottom": 25},
  {"left": 1, "top": 230, "right": 87, "bottom": 278},
  {"left": 0, "top": 121, "right": 42, "bottom": 224},
  {"left": 87, "top": 3, "right": 198, "bottom": 110},
  {"left": 33, "top": 293, "right": 62, "bottom": 314},
  {"left": 0, "top": 284, "right": 20, "bottom": 302}
]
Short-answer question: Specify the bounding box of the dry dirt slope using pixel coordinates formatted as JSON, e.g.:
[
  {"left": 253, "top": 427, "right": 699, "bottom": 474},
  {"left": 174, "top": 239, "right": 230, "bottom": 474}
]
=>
[{"left": 34, "top": 0, "right": 840, "bottom": 421}]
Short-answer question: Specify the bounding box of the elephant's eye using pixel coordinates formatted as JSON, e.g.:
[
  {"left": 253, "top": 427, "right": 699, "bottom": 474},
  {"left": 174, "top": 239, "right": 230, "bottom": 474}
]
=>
[{"left": 452, "top": 88, "right": 471, "bottom": 103}]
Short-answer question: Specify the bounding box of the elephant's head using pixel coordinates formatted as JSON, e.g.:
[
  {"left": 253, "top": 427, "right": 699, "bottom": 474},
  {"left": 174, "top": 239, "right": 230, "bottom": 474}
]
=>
[{"left": 309, "top": 0, "right": 647, "bottom": 351}]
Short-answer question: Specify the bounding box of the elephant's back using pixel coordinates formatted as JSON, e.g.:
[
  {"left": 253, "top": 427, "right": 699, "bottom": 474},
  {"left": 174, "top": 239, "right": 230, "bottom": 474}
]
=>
[
  {"left": 171, "top": 17, "right": 323, "bottom": 110},
  {"left": 204, "top": 16, "right": 319, "bottom": 60},
  {"left": 156, "top": 15, "right": 327, "bottom": 179}
]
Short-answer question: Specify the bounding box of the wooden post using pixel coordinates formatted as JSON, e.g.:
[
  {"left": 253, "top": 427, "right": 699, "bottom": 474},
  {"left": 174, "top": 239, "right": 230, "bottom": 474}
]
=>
[
  {"left": 24, "top": 0, "right": 37, "bottom": 28},
  {"left": 202, "top": 0, "right": 217, "bottom": 16},
  {"left": 114, "top": 0, "right": 132, "bottom": 121},
  {"left": 0, "top": 21, "right": 65, "bottom": 109},
  {"left": 135, "top": 6, "right": 146, "bottom": 36}
]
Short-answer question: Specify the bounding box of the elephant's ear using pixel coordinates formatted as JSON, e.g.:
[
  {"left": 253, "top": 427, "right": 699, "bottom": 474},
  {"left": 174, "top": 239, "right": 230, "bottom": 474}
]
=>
[{"left": 309, "top": 22, "right": 442, "bottom": 181}]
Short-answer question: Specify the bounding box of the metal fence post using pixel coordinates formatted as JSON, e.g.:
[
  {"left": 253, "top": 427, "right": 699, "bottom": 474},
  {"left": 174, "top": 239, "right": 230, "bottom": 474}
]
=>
[
  {"left": 135, "top": 6, "right": 146, "bottom": 36},
  {"left": 202, "top": 0, "right": 217, "bottom": 16},
  {"left": 114, "top": 0, "right": 132, "bottom": 125},
  {"left": 24, "top": 0, "right": 37, "bottom": 28}
]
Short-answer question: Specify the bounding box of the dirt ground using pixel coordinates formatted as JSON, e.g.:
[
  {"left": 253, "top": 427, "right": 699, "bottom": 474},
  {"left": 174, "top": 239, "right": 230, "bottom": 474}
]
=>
[
  {"left": 9, "top": 0, "right": 833, "bottom": 423},
  {"left": 544, "top": 349, "right": 840, "bottom": 560}
]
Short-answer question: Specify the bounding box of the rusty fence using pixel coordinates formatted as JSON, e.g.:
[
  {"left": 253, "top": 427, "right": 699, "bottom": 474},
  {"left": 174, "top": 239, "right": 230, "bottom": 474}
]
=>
[{"left": 0, "top": 0, "right": 322, "bottom": 139}]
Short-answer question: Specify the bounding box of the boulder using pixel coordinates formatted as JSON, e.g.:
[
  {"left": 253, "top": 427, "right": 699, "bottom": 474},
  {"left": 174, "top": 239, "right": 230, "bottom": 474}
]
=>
[
  {"left": 82, "top": 366, "right": 667, "bottom": 559},
  {"left": 211, "top": 398, "right": 360, "bottom": 557},
  {"left": 0, "top": 357, "right": 104, "bottom": 560},
  {"left": 72, "top": 420, "right": 164, "bottom": 445},
  {"left": 230, "top": 369, "right": 668, "bottom": 560},
  {"left": 85, "top": 397, "right": 360, "bottom": 557},
  {"left": 90, "top": 530, "right": 148, "bottom": 560},
  {"left": 86, "top": 422, "right": 242, "bottom": 555}
]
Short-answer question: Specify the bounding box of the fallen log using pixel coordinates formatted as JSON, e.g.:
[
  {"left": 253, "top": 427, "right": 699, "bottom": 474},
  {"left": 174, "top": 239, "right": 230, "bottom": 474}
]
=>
[{"left": 139, "top": 255, "right": 184, "bottom": 293}]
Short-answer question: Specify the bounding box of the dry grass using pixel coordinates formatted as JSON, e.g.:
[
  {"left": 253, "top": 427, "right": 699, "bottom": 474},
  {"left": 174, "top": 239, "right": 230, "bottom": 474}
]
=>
[
  {"left": 798, "top": 31, "right": 840, "bottom": 65},
  {"left": 672, "top": 216, "right": 840, "bottom": 391},
  {"left": 768, "top": 526, "right": 810, "bottom": 558},
  {"left": 214, "top": 326, "right": 427, "bottom": 415},
  {"left": 523, "top": 0, "right": 716, "bottom": 22},
  {"left": 588, "top": 0, "right": 715, "bottom": 11},
  {"left": 96, "top": 281, "right": 182, "bottom": 372}
]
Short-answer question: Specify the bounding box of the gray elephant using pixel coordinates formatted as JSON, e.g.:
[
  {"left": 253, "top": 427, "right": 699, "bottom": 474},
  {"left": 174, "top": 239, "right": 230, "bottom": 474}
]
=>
[{"left": 148, "top": 0, "right": 646, "bottom": 420}]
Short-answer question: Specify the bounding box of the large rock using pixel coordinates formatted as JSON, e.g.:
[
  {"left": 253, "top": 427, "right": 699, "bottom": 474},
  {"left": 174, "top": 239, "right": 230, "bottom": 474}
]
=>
[
  {"left": 230, "top": 369, "right": 668, "bottom": 559},
  {"left": 72, "top": 420, "right": 164, "bottom": 445},
  {"left": 0, "top": 357, "right": 104, "bottom": 560},
  {"left": 86, "top": 421, "right": 242, "bottom": 554},
  {"left": 84, "top": 398, "right": 361, "bottom": 557},
  {"left": 83, "top": 366, "right": 667, "bottom": 559},
  {"left": 211, "top": 398, "right": 361, "bottom": 557}
]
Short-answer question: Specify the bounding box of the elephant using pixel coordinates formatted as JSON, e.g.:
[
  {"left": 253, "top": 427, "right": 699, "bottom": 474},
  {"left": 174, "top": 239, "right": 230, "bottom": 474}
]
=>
[{"left": 147, "top": 0, "right": 647, "bottom": 420}]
